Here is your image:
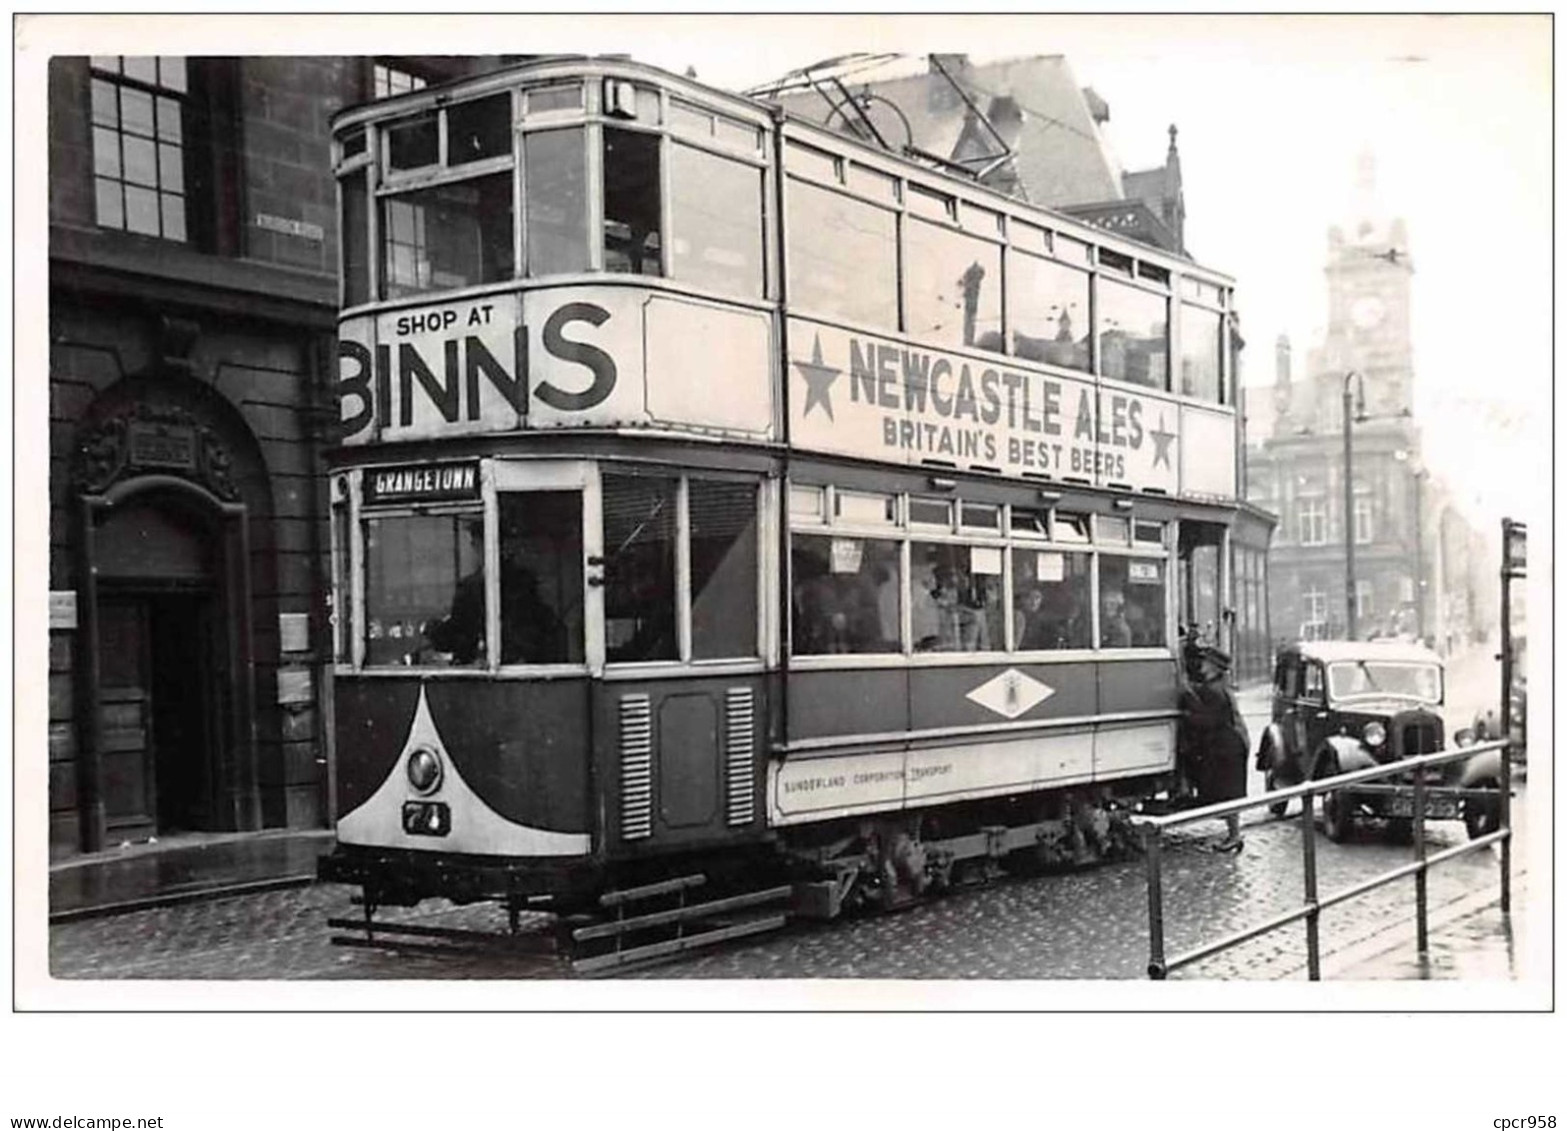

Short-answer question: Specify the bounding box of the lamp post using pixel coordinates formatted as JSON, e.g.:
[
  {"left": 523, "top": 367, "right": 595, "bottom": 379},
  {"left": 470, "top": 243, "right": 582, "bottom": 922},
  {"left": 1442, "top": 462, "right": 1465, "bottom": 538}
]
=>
[
  {"left": 1394, "top": 448, "right": 1428, "bottom": 642},
  {"left": 1342, "top": 372, "right": 1365, "bottom": 639}
]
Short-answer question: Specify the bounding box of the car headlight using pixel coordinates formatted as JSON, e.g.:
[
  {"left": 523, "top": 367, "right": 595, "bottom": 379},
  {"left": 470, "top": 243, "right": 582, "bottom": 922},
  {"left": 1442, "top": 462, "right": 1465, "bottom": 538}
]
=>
[
  {"left": 1362, "top": 721, "right": 1386, "bottom": 747},
  {"left": 406, "top": 746, "right": 444, "bottom": 794}
]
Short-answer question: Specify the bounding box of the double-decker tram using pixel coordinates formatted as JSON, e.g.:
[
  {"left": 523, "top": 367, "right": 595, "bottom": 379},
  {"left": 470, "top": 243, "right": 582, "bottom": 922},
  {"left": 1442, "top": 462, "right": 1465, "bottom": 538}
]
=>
[{"left": 318, "top": 57, "right": 1246, "bottom": 964}]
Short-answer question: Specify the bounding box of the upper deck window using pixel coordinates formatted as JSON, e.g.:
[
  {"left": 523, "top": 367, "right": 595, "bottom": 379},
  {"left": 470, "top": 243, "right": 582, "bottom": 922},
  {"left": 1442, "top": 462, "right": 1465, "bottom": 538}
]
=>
[
  {"left": 524, "top": 128, "right": 589, "bottom": 276},
  {"left": 449, "top": 94, "right": 513, "bottom": 165},
  {"left": 669, "top": 142, "right": 764, "bottom": 299},
  {"left": 1179, "top": 301, "right": 1224, "bottom": 403},
  {"left": 526, "top": 83, "right": 582, "bottom": 115},
  {"left": 903, "top": 218, "right": 1003, "bottom": 354},
  {"left": 786, "top": 179, "right": 897, "bottom": 331},
  {"left": 385, "top": 110, "right": 439, "bottom": 171},
  {"left": 382, "top": 174, "right": 513, "bottom": 297},
  {"left": 1009, "top": 250, "right": 1089, "bottom": 372},
  {"left": 603, "top": 127, "right": 663, "bottom": 277},
  {"left": 1098, "top": 276, "right": 1169, "bottom": 390}
]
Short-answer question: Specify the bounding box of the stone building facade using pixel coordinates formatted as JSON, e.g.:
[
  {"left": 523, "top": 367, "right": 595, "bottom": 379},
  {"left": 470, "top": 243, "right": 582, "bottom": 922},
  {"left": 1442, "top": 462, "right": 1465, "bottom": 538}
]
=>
[
  {"left": 45, "top": 55, "right": 505, "bottom": 860},
  {"left": 1244, "top": 156, "right": 1491, "bottom": 652}
]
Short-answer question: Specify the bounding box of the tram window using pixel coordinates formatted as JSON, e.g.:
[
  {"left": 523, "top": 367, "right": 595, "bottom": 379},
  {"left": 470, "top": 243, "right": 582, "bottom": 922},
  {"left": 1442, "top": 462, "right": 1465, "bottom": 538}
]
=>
[
  {"left": 1096, "top": 515, "right": 1131, "bottom": 546},
  {"left": 904, "top": 218, "right": 1004, "bottom": 354},
  {"left": 381, "top": 173, "right": 513, "bottom": 298},
  {"left": 603, "top": 474, "right": 678, "bottom": 663},
  {"left": 834, "top": 490, "right": 896, "bottom": 526},
  {"left": 341, "top": 173, "right": 370, "bottom": 307},
  {"left": 385, "top": 110, "right": 439, "bottom": 171},
  {"left": 1010, "top": 505, "right": 1049, "bottom": 539},
  {"left": 1098, "top": 276, "right": 1169, "bottom": 390},
  {"left": 526, "top": 84, "right": 581, "bottom": 115},
  {"left": 1054, "top": 511, "right": 1091, "bottom": 543},
  {"left": 785, "top": 142, "right": 840, "bottom": 184},
  {"left": 785, "top": 180, "right": 897, "bottom": 330},
  {"left": 1180, "top": 301, "right": 1224, "bottom": 403},
  {"left": 603, "top": 128, "right": 663, "bottom": 277},
  {"left": 960, "top": 502, "right": 1000, "bottom": 531},
  {"left": 909, "top": 542, "right": 1003, "bottom": 653},
  {"left": 448, "top": 94, "right": 512, "bottom": 166},
  {"left": 332, "top": 498, "right": 351, "bottom": 662},
  {"left": 496, "top": 493, "right": 582, "bottom": 665},
  {"left": 846, "top": 163, "right": 898, "bottom": 201},
  {"left": 1134, "top": 521, "right": 1166, "bottom": 547},
  {"left": 788, "top": 484, "right": 825, "bottom": 523},
  {"left": 791, "top": 535, "right": 901, "bottom": 655},
  {"left": 908, "top": 497, "right": 953, "bottom": 529},
  {"left": 1012, "top": 547, "right": 1091, "bottom": 651},
  {"left": 1054, "top": 235, "right": 1092, "bottom": 267},
  {"left": 1099, "top": 556, "right": 1166, "bottom": 649},
  {"left": 364, "top": 510, "right": 484, "bottom": 668},
  {"left": 689, "top": 480, "right": 759, "bottom": 660},
  {"left": 340, "top": 127, "right": 366, "bottom": 160},
  {"left": 1009, "top": 251, "right": 1090, "bottom": 372},
  {"left": 713, "top": 116, "right": 761, "bottom": 154},
  {"left": 907, "top": 184, "right": 954, "bottom": 222},
  {"left": 1011, "top": 220, "right": 1049, "bottom": 255},
  {"left": 669, "top": 143, "right": 764, "bottom": 299},
  {"left": 668, "top": 99, "right": 713, "bottom": 139},
  {"left": 524, "top": 128, "right": 590, "bottom": 276}
]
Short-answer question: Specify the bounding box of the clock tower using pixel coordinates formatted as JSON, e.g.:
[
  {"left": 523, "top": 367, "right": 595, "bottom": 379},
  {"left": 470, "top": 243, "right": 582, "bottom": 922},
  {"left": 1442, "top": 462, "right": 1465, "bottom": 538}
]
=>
[{"left": 1318, "top": 151, "right": 1415, "bottom": 422}]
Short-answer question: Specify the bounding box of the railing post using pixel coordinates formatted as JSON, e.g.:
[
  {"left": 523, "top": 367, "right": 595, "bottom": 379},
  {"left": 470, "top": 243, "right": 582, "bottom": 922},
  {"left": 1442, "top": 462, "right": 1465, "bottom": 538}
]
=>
[
  {"left": 1143, "top": 822, "right": 1167, "bottom": 980},
  {"left": 1500, "top": 739, "right": 1512, "bottom": 915},
  {"left": 1413, "top": 761, "right": 1429, "bottom": 954},
  {"left": 1300, "top": 789, "right": 1321, "bottom": 981}
]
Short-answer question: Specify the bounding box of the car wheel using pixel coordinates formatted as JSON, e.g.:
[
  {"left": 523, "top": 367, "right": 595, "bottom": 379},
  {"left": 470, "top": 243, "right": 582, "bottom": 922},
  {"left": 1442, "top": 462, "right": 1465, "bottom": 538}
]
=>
[
  {"left": 1463, "top": 779, "right": 1502, "bottom": 840},
  {"left": 1318, "top": 757, "right": 1353, "bottom": 843},
  {"left": 1264, "top": 769, "right": 1289, "bottom": 819}
]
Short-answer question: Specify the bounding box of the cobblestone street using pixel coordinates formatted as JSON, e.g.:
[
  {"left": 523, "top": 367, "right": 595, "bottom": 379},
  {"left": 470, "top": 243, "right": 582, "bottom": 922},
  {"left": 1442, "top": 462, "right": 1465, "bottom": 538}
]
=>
[{"left": 49, "top": 783, "right": 1528, "bottom": 982}]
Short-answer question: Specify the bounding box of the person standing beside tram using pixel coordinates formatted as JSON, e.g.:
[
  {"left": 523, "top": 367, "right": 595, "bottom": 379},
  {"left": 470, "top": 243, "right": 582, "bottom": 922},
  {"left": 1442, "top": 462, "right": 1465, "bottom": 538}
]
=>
[{"left": 1178, "top": 644, "right": 1249, "bottom": 852}]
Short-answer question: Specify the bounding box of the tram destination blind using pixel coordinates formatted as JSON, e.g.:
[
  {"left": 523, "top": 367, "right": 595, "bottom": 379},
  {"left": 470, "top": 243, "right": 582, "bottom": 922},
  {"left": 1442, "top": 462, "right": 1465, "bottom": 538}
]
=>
[{"left": 363, "top": 460, "right": 481, "bottom": 505}]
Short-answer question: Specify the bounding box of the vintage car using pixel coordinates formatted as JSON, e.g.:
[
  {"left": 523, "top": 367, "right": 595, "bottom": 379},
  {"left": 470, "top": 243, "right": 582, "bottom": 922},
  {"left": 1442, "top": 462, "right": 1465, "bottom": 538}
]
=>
[{"left": 1255, "top": 641, "right": 1503, "bottom": 842}]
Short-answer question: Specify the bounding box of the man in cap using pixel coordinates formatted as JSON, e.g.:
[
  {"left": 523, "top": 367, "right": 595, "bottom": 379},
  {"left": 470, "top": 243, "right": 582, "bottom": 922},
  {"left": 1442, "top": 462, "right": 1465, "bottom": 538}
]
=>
[{"left": 1178, "top": 645, "right": 1249, "bottom": 851}]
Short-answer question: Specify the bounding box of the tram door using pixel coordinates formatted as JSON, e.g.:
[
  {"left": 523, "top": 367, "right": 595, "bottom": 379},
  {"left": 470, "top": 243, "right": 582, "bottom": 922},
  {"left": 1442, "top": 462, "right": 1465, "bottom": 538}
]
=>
[
  {"left": 1178, "top": 520, "right": 1228, "bottom": 653},
  {"left": 489, "top": 460, "right": 604, "bottom": 837}
]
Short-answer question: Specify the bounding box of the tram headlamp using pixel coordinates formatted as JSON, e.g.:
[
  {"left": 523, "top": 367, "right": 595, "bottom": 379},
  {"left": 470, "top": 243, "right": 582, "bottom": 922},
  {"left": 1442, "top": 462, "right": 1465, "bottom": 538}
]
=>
[
  {"left": 1362, "top": 721, "right": 1386, "bottom": 748},
  {"left": 406, "top": 746, "right": 444, "bottom": 794}
]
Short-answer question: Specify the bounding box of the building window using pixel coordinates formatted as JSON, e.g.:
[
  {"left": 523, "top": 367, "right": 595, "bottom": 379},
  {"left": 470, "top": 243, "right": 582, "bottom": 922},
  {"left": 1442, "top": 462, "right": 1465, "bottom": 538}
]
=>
[
  {"left": 1297, "top": 497, "right": 1327, "bottom": 546},
  {"left": 1302, "top": 586, "right": 1327, "bottom": 641},
  {"left": 90, "top": 56, "right": 188, "bottom": 241},
  {"left": 1355, "top": 578, "right": 1375, "bottom": 624},
  {"left": 1353, "top": 482, "right": 1374, "bottom": 544},
  {"left": 374, "top": 63, "right": 427, "bottom": 99}
]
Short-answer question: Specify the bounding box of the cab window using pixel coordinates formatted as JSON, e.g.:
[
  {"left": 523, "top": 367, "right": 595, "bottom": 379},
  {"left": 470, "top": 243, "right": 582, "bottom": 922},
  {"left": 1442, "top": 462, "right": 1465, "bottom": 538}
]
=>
[{"left": 1303, "top": 661, "right": 1326, "bottom": 702}]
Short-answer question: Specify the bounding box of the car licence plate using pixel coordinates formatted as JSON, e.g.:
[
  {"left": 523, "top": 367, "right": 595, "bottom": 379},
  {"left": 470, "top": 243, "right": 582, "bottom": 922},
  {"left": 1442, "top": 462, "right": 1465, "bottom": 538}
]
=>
[
  {"left": 402, "top": 800, "right": 451, "bottom": 837},
  {"left": 1386, "top": 794, "right": 1460, "bottom": 820}
]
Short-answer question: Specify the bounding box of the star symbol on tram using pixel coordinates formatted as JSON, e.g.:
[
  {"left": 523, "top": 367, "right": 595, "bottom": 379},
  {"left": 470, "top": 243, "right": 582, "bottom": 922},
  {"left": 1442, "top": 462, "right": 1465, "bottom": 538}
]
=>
[
  {"left": 794, "top": 333, "right": 841, "bottom": 422},
  {"left": 1150, "top": 413, "right": 1176, "bottom": 469}
]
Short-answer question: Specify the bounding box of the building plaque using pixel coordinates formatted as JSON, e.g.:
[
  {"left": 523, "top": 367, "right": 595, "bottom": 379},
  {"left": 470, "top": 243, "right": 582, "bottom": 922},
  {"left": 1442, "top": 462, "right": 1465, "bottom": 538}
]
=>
[{"left": 49, "top": 591, "right": 78, "bottom": 630}]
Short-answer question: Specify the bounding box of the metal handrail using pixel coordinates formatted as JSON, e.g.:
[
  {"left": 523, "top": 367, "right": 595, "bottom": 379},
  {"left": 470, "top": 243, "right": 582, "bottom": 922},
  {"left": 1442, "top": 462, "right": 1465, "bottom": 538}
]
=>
[{"left": 1138, "top": 737, "right": 1513, "bottom": 980}]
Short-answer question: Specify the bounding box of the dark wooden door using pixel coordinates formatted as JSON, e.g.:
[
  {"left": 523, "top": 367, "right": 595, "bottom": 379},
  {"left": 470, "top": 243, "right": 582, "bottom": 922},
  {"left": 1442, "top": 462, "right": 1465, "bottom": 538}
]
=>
[{"left": 97, "top": 598, "right": 157, "bottom": 843}]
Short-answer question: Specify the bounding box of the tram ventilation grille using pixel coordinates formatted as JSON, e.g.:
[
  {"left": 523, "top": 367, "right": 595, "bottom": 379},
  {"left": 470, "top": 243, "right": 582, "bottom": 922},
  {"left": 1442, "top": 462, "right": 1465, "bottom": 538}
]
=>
[
  {"left": 725, "top": 687, "right": 757, "bottom": 827},
  {"left": 619, "top": 694, "right": 654, "bottom": 840}
]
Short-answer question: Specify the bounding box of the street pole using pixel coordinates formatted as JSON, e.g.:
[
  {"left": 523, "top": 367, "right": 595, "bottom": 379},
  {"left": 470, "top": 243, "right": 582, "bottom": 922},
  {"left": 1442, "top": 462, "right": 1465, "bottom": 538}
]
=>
[
  {"left": 1413, "top": 470, "right": 1425, "bottom": 642},
  {"left": 1342, "top": 373, "right": 1360, "bottom": 640}
]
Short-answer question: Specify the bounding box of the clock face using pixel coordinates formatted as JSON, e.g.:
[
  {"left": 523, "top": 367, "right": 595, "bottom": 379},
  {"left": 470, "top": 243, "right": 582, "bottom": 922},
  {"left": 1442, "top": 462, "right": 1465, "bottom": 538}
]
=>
[{"left": 1351, "top": 295, "right": 1386, "bottom": 330}]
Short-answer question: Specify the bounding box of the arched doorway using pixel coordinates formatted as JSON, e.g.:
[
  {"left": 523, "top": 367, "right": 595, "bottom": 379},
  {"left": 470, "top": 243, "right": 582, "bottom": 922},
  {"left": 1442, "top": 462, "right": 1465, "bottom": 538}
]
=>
[
  {"left": 93, "top": 489, "right": 229, "bottom": 839},
  {"left": 71, "top": 386, "right": 265, "bottom": 852}
]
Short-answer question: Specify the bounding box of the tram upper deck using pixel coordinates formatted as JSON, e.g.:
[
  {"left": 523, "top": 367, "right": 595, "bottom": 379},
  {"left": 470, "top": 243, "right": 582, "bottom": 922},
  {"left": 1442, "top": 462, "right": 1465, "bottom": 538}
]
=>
[{"left": 331, "top": 56, "right": 1240, "bottom": 508}]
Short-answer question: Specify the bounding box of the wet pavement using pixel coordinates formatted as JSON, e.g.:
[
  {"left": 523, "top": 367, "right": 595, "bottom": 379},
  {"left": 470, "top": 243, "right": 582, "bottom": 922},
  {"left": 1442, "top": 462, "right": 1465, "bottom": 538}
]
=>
[{"left": 47, "top": 782, "right": 1528, "bottom": 982}]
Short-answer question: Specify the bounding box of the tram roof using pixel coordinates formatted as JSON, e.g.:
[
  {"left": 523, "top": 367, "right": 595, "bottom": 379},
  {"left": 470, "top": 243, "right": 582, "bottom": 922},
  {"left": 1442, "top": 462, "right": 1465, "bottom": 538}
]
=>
[{"left": 331, "top": 54, "right": 1236, "bottom": 287}]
